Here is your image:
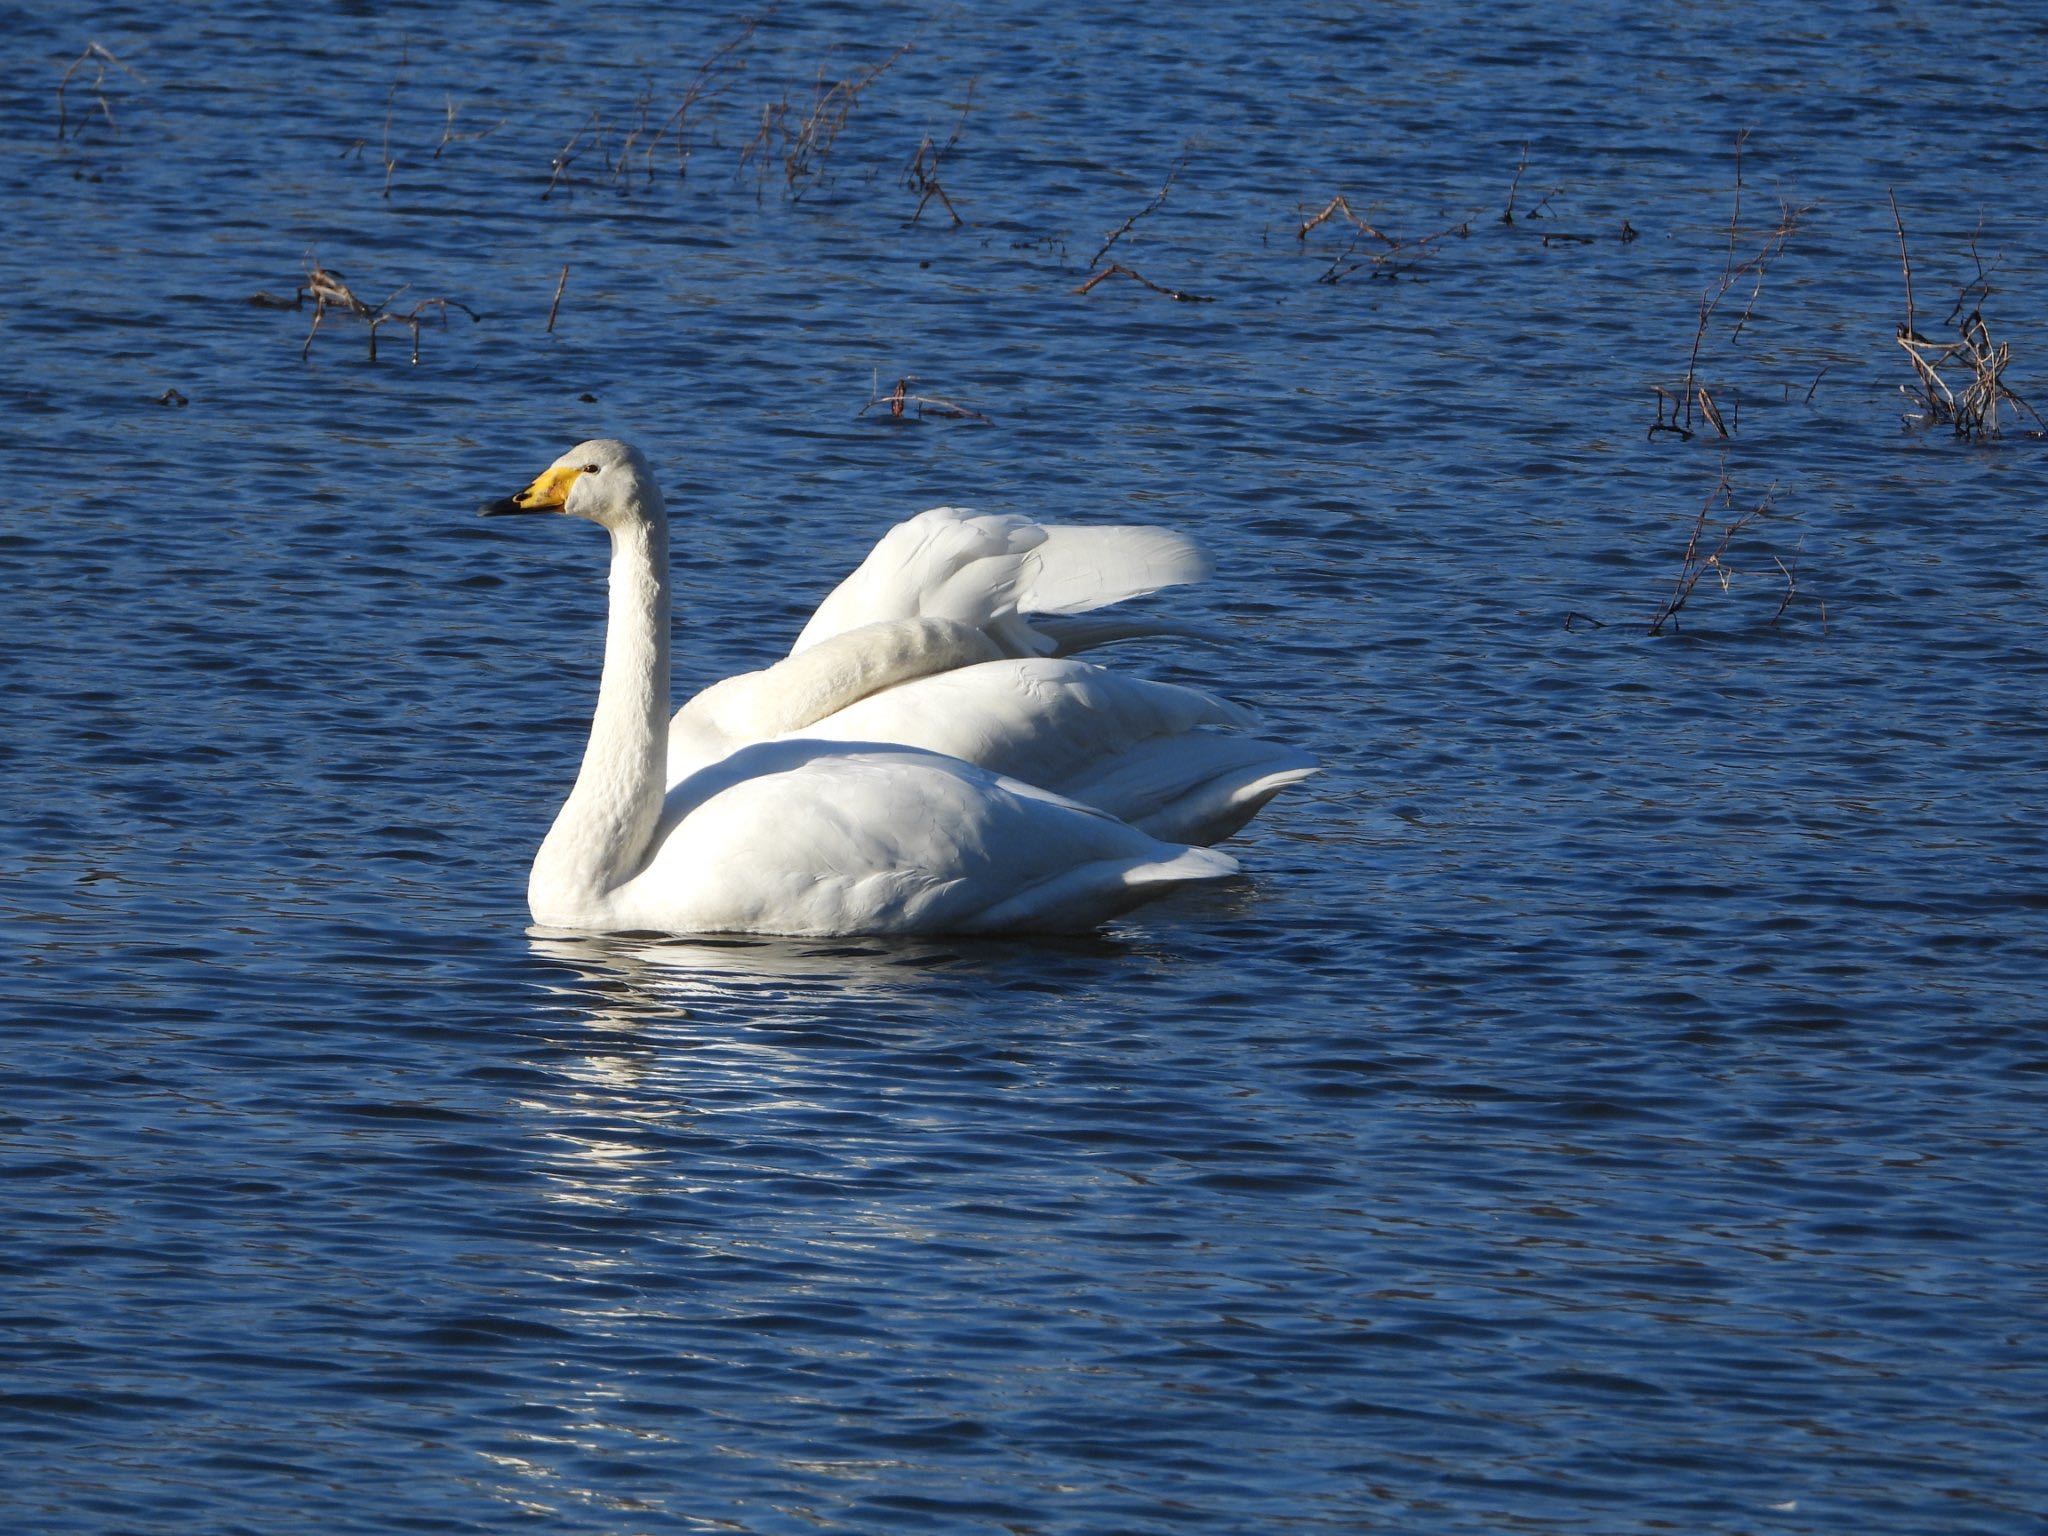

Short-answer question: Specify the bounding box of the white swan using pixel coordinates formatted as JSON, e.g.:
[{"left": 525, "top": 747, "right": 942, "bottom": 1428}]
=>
[
  {"left": 666, "top": 507, "right": 1316, "bottom": 844},
  {"left": 480, "top": 439, "right": 1238, "bottom": 937}
]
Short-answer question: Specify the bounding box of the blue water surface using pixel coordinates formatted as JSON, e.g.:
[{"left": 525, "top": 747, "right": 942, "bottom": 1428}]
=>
[{"left": 3, "top": 1, "right": 2047, "bottom": 1531}]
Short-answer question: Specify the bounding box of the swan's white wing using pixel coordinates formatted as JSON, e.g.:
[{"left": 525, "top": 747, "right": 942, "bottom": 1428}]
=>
[
  {"left": 766, "top": 658, "right": 1317, "bottom": 844},
  {"left": 791, "top": 507, "right": 1209, "bottom": 657},
  {"left": 798, "top": 657, "right": 1246, "bottom": 784},
  {"left": 620, "top": 741, "right": 1235, "bottom": 936}
]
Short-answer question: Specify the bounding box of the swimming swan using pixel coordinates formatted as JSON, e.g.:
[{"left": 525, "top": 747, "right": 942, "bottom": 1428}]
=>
[
  {"left": 480, "top": 439, "right": 1238, "bottom": 936},
  {"left": 665, "top": 508, "right": 1317, "bottom": 844}
]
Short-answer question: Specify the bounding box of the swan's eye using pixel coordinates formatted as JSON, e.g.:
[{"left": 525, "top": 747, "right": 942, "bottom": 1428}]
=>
[{"left": 583, "top": 464, "right": 601, "bottom": 474}]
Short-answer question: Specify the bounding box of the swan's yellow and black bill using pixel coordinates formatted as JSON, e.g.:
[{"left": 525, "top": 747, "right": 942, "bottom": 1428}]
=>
[{"left": 479, "top": 462, "right": 581, "bottom": 517}]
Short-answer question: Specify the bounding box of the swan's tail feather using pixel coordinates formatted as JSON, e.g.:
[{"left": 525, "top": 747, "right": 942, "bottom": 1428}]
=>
[
  {"left": 958, "top": 843, "right": 1238, "bottom": 933},
  {"left": 1068, "top": 735, "right": 1319, "bottom": 846},
  {"left": 1135, "top": 762, "right": 1320, "bottom": 847}
]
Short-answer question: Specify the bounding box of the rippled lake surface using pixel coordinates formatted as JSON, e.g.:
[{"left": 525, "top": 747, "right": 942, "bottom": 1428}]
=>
[{"left": 5, "top": 2, "right": 2048, "bottom": 1531}]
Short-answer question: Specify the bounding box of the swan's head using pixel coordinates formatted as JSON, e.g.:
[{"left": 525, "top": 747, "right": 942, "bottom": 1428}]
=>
[{"left": 480, "top": 439, "right": 661, "bottom": 529}]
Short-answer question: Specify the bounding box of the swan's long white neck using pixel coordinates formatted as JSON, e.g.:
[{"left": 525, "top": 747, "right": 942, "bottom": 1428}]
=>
[{"left": 530, "top": 496, "right": 671, "bottom": 924}]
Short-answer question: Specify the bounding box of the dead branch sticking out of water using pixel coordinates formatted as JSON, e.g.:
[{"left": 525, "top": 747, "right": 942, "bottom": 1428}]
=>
[
  {"left": 858, "top": 373, "right": 992, "bottom": 424},
  {"left": 57, "top": 41, "right": 142, "bottom": 140},
  {"left": 781, "top": 43, "right": 913, "bottom": 199},
  {"left": 1296, "top": 193, "right": 1468, "bottom": 282},
  {"left": 1072, "top": 263, "right": 1213, "bottom": 303},
  {"left": 1650, "top": 133, "right": 1808, "bottom": 441},
  {"left": 1888, "top": 195, "right": 2044, "bottom": 442},
  {"left": 1647, "top": 467, "right": 1777, "bottom": 635},
  {"left": 257, "top": 261, "right": 480, "bottom": 365},
  {"left": 1495, "top": 153, "right": 1630, "bottom": 248},
  {"left": 1089, "top": 154, "right": 1185, "bottom": 270},
  {"left": 1073, "top": 155, "right": 1212, "bottom": 302},
  {"left": 905, "top": 78, "right": 975, "bottom": 227}
]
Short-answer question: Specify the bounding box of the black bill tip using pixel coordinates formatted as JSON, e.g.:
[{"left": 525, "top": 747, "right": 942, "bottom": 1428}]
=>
[{"left": 479, "top": 496, "right": 543, "bottom": 517}]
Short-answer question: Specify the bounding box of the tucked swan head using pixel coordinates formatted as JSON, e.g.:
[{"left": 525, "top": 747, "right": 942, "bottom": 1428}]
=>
[{"left": 480, "top": 438, "right": 661, "bottom": 529}]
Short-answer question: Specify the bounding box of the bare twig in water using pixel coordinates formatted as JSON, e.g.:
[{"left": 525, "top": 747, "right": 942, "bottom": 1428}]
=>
[
  {"left": 543, "top": 109, "right": 609, "bottom": 200},
  {"left": 266, "top": 258, "right": 480, "bottom": 365},
  {"left": 435, "top": 95, "right": 506, "bottom": 159},
  {"left": 1088, "top": 153, "right": 1186, "bottom": 270},
  {"left": 1888, "top": 195, "right": 2044, "bottom": 441},
  {"left": 738, "top": 97, "right": 792, "bottom": 191},
  {"left": 1071, "top": 152, "right": 1212, "bottom": 301},
  {"left": 1297, "top": 193, "right": 1397, "bottom": 247},
  {"left": 381, "top": 78, "right": 401, "bottom": 197},
  {"left": 1647, "top": 466, "right": 1776, "bottom": 635},
  {"left": 858, "top": 372, "right": 992, "bottom": 424},
  {"left": 783, "top": 42, "right": 913, "bottom": 198},
  {"left": 57, "top": 41, "right": 143, "bottom": 140},
  {"left": 1501, "top": 142, "right": 1528, "bottom": 224},
  {"left": 904, "top": 77, "right": 976, "bottom": 227},
  {"left": 1651, "top": 132, "right": 1808, "bottom": 440},
  {"left": 1724, "top": 127, "right": 1750, "bottom": 277},
  {"left": 1297, "top": 192, "right": 1469, "bottom": 282},
  {"left": 643, "top": 12, "right": 766, "bottom": 184},
  {"left": 1073, "top": 262, "right": 1213, "bottom": 303},
  {"left": 545, "top": 264, "right": 569, "bottom": 333}
]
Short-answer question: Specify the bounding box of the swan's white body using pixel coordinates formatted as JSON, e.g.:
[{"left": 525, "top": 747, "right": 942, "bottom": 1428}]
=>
[
  {"left": 665, "top": 507, "right": 1316, "bottom": 844},
  {"left": 484, "top": 441, "right": 1244, "bottom": 937}
]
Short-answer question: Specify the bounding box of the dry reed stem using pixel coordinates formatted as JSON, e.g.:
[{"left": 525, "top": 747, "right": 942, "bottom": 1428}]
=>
[
  {"left": 643, "top": 13, "right": 766, "bottom": 183},
  {"left": 782, "top": 42, "right": 912, "bottom": 198},
  {"left": 1888, "top": 195, "right": 2044, "bottom": 441},
  {"left": 545, "top": 265, "right": 569, "bottom": 333},
  {"left": 738, "top": 99, "right": 791, "bottom": 189},
  {"left": 381, "top": 79, "right": 401, "bottom": 197},
  {"left": 56, "top": 41, "right": 142, "bottom": 140}
]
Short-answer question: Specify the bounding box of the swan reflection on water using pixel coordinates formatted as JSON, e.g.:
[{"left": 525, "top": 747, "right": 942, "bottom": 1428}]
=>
[
  {"left": 516, "top": 926, "right": 1149, "bottom": 1090},
  {"left": 529, "top": 928, "right": 979, "bottom": 1000}
]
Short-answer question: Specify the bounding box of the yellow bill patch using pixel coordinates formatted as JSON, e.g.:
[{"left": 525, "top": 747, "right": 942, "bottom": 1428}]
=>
[{"left": 514, "top": 463, "right": 582, "bottom": 510}]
